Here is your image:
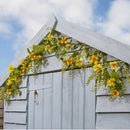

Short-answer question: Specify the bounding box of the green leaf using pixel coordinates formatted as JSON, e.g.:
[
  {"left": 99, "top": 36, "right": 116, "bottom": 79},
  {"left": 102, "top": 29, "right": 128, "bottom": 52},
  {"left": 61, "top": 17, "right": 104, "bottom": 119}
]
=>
[
  {"left": 62, "top": 49, "right": 67, "bottom": 55},
  {"left": 14, "top": 68, "right": 19, "bottom": 74},
  {"left": 115, "top": 82, "right": 122, "bottom": 91},
  {"left": 52, "top": 47, "right": 57, "bottom": 53},
  {"left": 9, "top": 72, "right": 14, "bottom": 78},
  {"left": 27, "top": 48, "right": 31, "bottom": 54}
]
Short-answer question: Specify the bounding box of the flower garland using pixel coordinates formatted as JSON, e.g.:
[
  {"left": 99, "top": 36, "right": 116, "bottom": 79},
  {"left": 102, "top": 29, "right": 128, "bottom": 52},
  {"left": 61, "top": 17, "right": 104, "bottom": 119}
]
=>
[{"left": 1, "top": 29, "right": 130, "bottom": 104}]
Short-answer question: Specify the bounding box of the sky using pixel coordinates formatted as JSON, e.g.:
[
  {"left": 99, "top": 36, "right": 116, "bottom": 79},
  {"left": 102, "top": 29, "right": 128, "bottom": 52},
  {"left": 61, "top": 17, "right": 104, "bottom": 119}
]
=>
[{"left": 0, "top": 0, "right": 130, "bottom": 74}]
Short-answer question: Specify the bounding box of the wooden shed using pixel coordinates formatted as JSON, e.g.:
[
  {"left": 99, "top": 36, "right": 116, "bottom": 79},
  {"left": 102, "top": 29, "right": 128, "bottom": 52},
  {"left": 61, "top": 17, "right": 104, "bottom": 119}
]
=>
[{"left": 1, "top": 15, "right": 130, "bottom": 129}]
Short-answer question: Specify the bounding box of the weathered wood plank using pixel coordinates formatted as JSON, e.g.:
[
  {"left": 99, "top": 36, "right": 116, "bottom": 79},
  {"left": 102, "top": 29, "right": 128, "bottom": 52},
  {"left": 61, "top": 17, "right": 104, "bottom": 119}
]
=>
[
  {"left": 52, "top": 72, "right": 62, "bottom": 129},
  {"left": 28, "top": 91, "right": 34, "bottom": 129},
  {"left": 0, "top": 100, "right": 4, "bottom": 108},
  {"left": 0, "top": 109, "right": 3, "bottom": 118},
  {"left": 4, "top": 112, "right": 26, "bottom": 124},
  {"left": 107, "top": 55, "right": 117, "bottom": 61},
  {"left": 4, "top": 100, "right": 27, "bottom": 112},
  {"left": 19, "top": 76, "right": 28, "bottom": 88},
  {"left": 0, "top": 118, "right": 3, "bottom": 125},
  {"left": 29, "top": 74, "right": 43, "bottom": 91},
  {"left": 43, "top": 88, "right": 52, "bottom": 129},
  {"left": 43, "top": 73, "right": 53, "bottom": 129},
  {"left": 43, "top": 73, "right": 53, "bottom": 89},
  {"left": 84, "top": 68, "right": 95, "bottom": 129},
  {"left": 34, "top": 89, "right": 43, "bottom": 129},
  {"left": 0, "top": 100, "right": 4, "bottom": 125},
  {"left": 73, "top": 70, "right": 84, "bottom": 129},
  {"left": 4, "top": 123, "right": 26, "bottom": 129},
  {"left": 29, "top": 73, "right": 54, "bottom": 90},
  {"left": 28, "top": 56, "right": 62, "bottom": 75},
  {"left": 10, "top": 88, "right": 27, "bottom": 100},
  {"left": 97, "top": 95, "right": 130, "bottom": 112},
  {"left": 62, "top": 71, "right": 73, "bottom": 129},
  {"left": 96, "top": 113, "right": 130, "bottom": 129}
]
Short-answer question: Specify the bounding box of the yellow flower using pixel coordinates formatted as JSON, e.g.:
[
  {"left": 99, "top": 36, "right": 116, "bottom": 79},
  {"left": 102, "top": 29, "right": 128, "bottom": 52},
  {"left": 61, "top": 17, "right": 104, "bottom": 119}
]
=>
[
  {"left": 6, "top": 89, "right": 11, "bottom": 95},
  {"left": 67, "top": 58, "right": 72, "bottom": 65},
  {"left": 112, "top": 90, "right": 119, "bottom": 98},
  {"left": 29, "top": 53, "right": 36, "bottom": 60},
  {"left": 20, "top": 61, "right": 25, "bottom": 66},
  {"left": 20, "top": 71, "right": 24, "bottom": 75},
  {"left": 75, "top": 58, "right": 83, "bottom": 67},
  {"left": 21, "top": 67, "right": 26, "bottom": 72},
  {"left": 93, "top": 64, "right": 102, "bottom": 71},
  {"left": 45, "top": 45, "right": 51, "bottom": 51},
  {"left": 47, "top": 33, "right": 53, "bottom": 39},
  {"left": 37, "top": 55, "right": 42, "bottom": 61},
  {"left": 29, "top": 63, "right": 32, "bottom": 68},
  {"left": 61, "top": 37, "right": 67, "bottom": 44},
  {"left": 14, "top": 76, "right": 20, "bottom": 83},
  {"left": 65, "top": 44, "right": 71, "bottom": 50},
  {"left": 8, "top": 65, "right": 14, "bottom": 72},
  {"left": 109, "top": 62, "right": 118, "bottom": 70},
  {"left": 108, "top": 78, "right": 115, "bottom": 87},
  {"left": 20, "top": 67, "right": 25, "bottom": 75},
  {"left": 90, "top": 55, "right": 99, "bottom": 63},
  {"left": 7, "top": 79, "right": 12, "bottom": 86}
]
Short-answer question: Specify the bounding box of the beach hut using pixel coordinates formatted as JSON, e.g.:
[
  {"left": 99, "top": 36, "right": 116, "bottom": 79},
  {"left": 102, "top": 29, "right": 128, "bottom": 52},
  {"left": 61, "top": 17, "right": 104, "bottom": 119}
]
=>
[{"left": 1, "top": 15, "right": 130, "bottom": 129}]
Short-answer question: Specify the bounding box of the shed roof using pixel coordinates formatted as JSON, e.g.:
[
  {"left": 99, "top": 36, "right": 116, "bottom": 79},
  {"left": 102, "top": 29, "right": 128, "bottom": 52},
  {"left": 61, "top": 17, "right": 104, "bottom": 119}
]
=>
[{"left": 0, "top": 14, "right": 130, "bottom": 86}]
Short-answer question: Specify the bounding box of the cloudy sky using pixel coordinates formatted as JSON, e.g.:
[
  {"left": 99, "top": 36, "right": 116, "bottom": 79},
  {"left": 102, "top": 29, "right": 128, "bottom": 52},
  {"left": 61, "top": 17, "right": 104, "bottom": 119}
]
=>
[{"left": 0, "top": 0, "right": 130, "bottom": 74}]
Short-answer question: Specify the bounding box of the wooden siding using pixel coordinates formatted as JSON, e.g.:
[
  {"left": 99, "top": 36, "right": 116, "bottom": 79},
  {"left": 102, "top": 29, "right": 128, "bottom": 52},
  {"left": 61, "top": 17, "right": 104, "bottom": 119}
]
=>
[
  {"left": 27, "top": 68, "right": 95, "bottom": 129},
  {"left": 4, "top": 77, "right": 28, "bottom": 129},
  {"left": 28, "top": 56, "right": 62, "bottom": 75},
  {"left": 96, "top": 81, "right": 130, "bottom": 129},
  {"left": 3, "top": 54, "right": 130, "bottom": 129}
]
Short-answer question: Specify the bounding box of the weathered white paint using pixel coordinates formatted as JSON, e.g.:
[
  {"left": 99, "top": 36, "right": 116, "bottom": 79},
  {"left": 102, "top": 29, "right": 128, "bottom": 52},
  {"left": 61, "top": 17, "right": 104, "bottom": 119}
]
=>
[
  {"left": 62, "top": 71, "right": 73, "bottom": 129},
  {"left": 34, "top": 89, "right": 44, "bottom": 129},
  {"left": 43, "top": 88, "right": 52, "bottom": 129},
  {"left": 27, "top": 91, "right": 34, "bottom": 129},
  {"left": 19, "top": 76, "right": 28, "bottom": 88},
  {"left": 96, "top": 113, "right": 130, "bottom": 129},
  {"left": 29, "top": 74, "right": 44, "bottom": 91},
  {"left": 52, "top": 72, "right": 62, "bottom": 129},
  {"left": 10, "top": 88, "right": 27, "bottom": 100},
  {"left": 84, "top": 68, "right": 96, "bottom": 129},
  {"left": 72, "top": 70, "right": 84, "bottom": 129},
  {"left": 28, "top": 56, "right": 62, "bottom": 75},
  {"left": 4, "top": 112, "right": 26, "bottom": 124},
  {"left": 4, "top": 123, "right": 26, "bottom": 129},
  {"left": 4, "top": 76, "right": 28, "bottom": 129},
  {"left": 4, "top": 100, "right": 27, "bottom": 112},
  {"left": 27, "top": 69, "right": 96, "bottom": 129},
  {"left": 97, "top": 95, "right": 130, "bottom": 112}
]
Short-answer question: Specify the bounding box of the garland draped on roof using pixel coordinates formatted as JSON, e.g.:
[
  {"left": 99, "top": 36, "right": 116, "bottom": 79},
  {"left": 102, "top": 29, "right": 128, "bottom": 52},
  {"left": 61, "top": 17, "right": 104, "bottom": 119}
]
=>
[{"left": 1, "top": 29, "right": 130, "bottom": 104}]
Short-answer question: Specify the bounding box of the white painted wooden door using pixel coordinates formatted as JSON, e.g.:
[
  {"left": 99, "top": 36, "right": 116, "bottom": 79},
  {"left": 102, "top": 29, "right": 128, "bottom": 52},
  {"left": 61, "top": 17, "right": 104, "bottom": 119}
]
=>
[{"left": 27, "top": 69, "right": 95, "bottom": 129}]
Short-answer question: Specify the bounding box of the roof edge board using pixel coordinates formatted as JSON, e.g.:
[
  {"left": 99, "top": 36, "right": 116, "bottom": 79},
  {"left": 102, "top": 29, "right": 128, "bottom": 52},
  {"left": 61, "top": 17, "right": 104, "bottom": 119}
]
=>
[{"left": 55, "top": 18, "right": 130, "bottom": 65}]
